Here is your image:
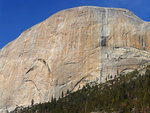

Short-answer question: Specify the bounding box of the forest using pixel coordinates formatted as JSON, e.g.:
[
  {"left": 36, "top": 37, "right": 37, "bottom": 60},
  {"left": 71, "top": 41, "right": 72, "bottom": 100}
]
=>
[{"left": 11, "top": 65, "right": 150, "bottom": 113}]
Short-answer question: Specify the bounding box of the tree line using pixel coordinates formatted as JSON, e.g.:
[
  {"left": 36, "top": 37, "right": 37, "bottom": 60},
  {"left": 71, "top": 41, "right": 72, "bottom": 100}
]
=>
[{"left": 11, "top": 66, "right": 150, "bottom": 113}]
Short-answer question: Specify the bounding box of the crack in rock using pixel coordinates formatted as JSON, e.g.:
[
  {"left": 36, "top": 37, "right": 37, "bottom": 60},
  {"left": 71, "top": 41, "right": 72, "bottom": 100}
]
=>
[
  {"left": 119, "top": 68, "right": 135, "bottom": 75},
  {"left": 25, "top": 66, "right": 38, "bottom": 74},
  {"left": 25, "top": 58, "right": 51, "bottom": 77},
  {"left": 70, "top": 74, "right": 92, "bottom": 92},
  {"left": 24, "top": 80, "right": 41, "bottom": 95},
  {"left": 36, "top": 58, "right": 51, "bottom": 75}
]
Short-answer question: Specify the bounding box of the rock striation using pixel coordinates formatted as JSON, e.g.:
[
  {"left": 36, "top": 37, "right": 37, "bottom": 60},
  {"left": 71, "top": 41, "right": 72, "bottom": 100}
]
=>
[{"left": 1, "top": 6, "right": 150, "bottom": 112}]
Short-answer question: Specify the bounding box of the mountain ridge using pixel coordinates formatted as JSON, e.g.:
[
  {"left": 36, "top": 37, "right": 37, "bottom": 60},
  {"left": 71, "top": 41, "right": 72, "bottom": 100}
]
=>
[
  {"left": 1, "top": 6, "right": 150, "bottom": 112},
  {"left": 0, "top": 6, "right": 148, "bottom": 51}
]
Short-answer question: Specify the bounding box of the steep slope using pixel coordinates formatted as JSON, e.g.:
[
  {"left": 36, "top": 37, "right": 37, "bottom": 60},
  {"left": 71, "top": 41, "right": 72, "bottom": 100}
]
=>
[
  {"left": 10, "top": 66, "right": 150, "bottom": 113},
  {"left": 1, "top": 6, "right": 150, "bottom": 112}
]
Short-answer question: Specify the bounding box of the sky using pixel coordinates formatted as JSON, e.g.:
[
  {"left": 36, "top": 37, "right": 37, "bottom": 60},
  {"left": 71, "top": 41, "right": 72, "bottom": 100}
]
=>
[{"left": 0, "top": 0, "right": 150, "bottom": 49}]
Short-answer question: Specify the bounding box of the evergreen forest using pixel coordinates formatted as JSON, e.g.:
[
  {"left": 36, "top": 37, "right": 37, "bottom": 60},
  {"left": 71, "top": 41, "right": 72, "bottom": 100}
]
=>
[{"left": 11, "top": 66, "right": 150, "bottom": 113}]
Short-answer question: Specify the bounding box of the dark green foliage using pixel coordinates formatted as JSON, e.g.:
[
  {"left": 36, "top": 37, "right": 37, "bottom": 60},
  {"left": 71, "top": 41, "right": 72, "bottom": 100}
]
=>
[
  {"left": 31, "top": 99, "right": 34, "bottom": 106},
  {"left": 11, "top": 66, "right": 150, "bottom": 113}
]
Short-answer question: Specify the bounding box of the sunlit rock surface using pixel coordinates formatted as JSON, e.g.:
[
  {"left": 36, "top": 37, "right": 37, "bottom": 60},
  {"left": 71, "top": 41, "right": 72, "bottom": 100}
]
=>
[{"left": 1, "top": 6, "right": 150, "bottom": 112}]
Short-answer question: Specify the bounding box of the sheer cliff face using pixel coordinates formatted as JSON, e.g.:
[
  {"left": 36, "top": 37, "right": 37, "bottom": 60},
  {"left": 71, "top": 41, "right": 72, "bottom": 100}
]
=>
[{"left": 0, "top": 6, "right": 150, "bottom": 111}]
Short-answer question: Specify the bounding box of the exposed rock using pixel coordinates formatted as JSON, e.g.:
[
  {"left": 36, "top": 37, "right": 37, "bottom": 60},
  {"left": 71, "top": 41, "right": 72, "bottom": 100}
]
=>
[{"left": 0, "top": 6, "right": 150, "bottom": 112}]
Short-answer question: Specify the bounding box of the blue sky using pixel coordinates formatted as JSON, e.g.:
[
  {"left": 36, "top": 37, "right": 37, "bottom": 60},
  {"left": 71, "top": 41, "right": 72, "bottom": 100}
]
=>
[{"left": 0, "top": 0, "right": 150, "bottom": 49}]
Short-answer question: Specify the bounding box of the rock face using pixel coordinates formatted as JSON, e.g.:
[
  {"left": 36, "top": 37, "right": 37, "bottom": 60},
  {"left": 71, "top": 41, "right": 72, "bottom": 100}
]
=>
[{"left": 0, "top": 6, "right": 150, "bottom": 112}]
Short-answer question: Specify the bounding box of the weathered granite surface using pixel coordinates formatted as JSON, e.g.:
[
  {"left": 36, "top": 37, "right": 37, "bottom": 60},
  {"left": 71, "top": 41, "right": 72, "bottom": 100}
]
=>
[{"left": 1, "top": 6, "right": 150, "bottom": 112}]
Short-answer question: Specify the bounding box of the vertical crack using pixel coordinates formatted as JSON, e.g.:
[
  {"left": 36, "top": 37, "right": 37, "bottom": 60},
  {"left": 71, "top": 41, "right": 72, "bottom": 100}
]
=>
[{"left": 29, "top": 24, "right": 40, "bottom": 59}]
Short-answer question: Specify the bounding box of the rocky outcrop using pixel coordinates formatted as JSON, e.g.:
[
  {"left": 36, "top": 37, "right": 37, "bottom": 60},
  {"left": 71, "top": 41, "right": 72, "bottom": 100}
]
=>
[{"left": 0, "top": 6, "right": 150, "bottom": 112}]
